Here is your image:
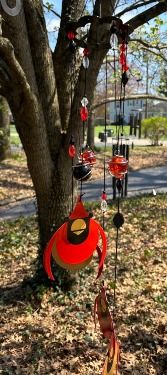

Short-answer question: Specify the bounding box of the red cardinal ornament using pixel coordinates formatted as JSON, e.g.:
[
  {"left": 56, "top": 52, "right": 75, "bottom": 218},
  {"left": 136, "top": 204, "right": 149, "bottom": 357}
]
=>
[{"left": 43, "top": 195, "right": 107, "bottom": 280}]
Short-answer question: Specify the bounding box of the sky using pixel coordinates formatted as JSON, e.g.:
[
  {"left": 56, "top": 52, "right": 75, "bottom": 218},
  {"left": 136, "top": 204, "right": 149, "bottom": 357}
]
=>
[{"left": 43, "top": 0, "right": 61, "bottom": 49}]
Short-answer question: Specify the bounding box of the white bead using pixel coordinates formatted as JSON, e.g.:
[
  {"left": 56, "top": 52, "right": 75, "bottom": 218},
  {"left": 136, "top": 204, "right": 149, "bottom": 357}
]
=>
[
  {"left": 81, "top": 96, "right": 89, "bottom": 107},
  {"left": 83, "top": 56, "right": 89, "bottom": 69},
  {"left": 101, "top": 200, "right": 108, "bottom": 213}
]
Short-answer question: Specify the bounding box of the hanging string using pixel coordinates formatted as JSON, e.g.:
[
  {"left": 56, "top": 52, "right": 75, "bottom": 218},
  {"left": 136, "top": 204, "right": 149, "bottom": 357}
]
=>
[
  {"left": 112, "top": 179, "right": 124, "bottom": 318},
  {"left": 101, "top": 54, "right": 108, "bottom": 224},
  {"left": 68, "top": 34, "right": 77, "bottom": 212},
  {"left": 113, "top": 188, "right": 120, "bottom": 319},
  {"left": 70, "top": 59, "right": 75, "bottom": 212},
  {"left": 103, "top": 55, "right": 107, "bottom": 194},
  {"left": 113, "top": 48, "right": 118, "bottom": 143}
]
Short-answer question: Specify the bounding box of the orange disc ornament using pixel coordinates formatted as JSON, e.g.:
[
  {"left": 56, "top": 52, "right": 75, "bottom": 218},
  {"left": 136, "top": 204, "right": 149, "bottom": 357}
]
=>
[
  {"left": 109, "top": 155, "right": 128, "bottom": 179},
  {"left": 79, "top": 149, "right": 96, "bottom": 167}
]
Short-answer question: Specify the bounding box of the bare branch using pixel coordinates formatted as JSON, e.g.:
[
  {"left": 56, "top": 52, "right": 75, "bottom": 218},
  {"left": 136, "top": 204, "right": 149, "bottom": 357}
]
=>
[
  {"left": 43, "top": 4, "right": 61, "bottom": 18},
  {"left": 130, "top": 38, "right": 167, "bottom": 51},
  {"left": 116, "top": 0, "right": 158, "bottom": 18},
  {"left": 92, "top": 94, "right": 167, "bottom": 110},
  {"left": 0, "top": 37, "right": 38, "bottom": 114},
  {"left": 126, "top": 1, "right": 167, "bottom": 32}
]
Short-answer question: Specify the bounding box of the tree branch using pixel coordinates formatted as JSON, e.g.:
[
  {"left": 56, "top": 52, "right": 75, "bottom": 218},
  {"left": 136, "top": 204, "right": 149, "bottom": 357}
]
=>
[
  {"left": 130, "top": 38, "right": 167, "bottom": 51},
  {"left": 92, "top": 94, "right": 167, "bottom": 110},
  {"left": 43, "top": 4, "right": 61, "bottom": 18},
  {"left": 0, "top": 38, "right": 36, "bottom": 108},
  {"left": 116, "top": 0, "right": 158, "bottom": 18},
  {"left": 130, "top": 41, "right": 167, "bottom": 62},
  {"left": 126, "top": 1, "right": 167, "bottom": 32}
]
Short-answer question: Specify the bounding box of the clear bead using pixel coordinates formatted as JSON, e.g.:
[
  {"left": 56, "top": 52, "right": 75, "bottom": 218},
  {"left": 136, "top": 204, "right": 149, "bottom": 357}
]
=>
[
  {"left": 83, "top": 56, "right": 89, "bottom": 69},
  {"left": 81, "top": 96, "right": 89, "bottom": 107},
  {"left": 101, "top": 200, "right": 108, "bottom": 213},
  {"left": 110, "top": 34, "right": 118, "bottom": 50}
]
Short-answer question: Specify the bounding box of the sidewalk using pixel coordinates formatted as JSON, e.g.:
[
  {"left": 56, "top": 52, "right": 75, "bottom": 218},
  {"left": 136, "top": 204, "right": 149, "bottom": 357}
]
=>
[
  {"left": 94, "top": 136, "right": 167, "bottom": 147},
  {"left": 1, "top": 165, "right": 167, "bottom": 221}
]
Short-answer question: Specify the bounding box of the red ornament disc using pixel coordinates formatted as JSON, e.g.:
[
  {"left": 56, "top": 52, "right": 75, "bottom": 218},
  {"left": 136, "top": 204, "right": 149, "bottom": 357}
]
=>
[
  {"left": 83, "top": 48, "right": 89, "bottom": 56},
  {"left": 119, "top": 52, "right": 126, "bottom": 65},
  {"left": 123, "top": 64, "right": 129, "bottom": 72},
  {"left": 68, "top": 144, "right": 76, "bottom": 158},
  {"left": 67, "top": 31, "right": 75, "bottom": 40}
]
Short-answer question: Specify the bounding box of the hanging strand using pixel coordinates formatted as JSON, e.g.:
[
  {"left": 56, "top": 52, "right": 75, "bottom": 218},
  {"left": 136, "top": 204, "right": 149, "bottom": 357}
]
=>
[
  {"left": 101, "top": 54, "right": 108, "bottom": 222},
  {"left": 67, "top": 33, "right": 77, "bottom": 212},
  {"left": 103, "top": 55, "right": 108, "bottom": 193},
  {"left": 113, "top": 48, "right": 118, "bottom": 143},
  {"left": 113, "top": 190, "right": 120, "bottom": 319},
  {"left": 70, "top": 58, "right": 75, "bottom": 212},
  {"left": 112, "top": 178, "right": 124, "bottom": 319}
]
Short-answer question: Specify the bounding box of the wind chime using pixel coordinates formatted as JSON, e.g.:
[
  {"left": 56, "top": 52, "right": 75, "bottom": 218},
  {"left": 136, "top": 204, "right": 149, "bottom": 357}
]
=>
[{"left": 43, "top": 8, "right": 130, "bottom": 375}]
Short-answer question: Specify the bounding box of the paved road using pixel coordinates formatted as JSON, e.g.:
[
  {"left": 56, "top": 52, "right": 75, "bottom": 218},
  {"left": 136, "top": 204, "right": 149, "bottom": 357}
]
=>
[
  {"left": 0, "top": 166, "right": 166, "bottom": 221},
  {"left": 82, "top": 165, "right": 167, "bottom": 201}
]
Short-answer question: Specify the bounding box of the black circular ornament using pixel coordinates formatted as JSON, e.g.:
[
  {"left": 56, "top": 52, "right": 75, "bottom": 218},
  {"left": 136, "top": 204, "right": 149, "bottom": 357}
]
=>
[
  {"left": 73, "top": 163, "right": 92, "bottom": 181},
  {"left": 113, "top": 212, "right": 124, "bottom": 228}
]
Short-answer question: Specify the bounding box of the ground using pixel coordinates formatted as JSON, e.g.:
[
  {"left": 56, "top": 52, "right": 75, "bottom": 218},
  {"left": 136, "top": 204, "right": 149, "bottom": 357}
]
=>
[{"left": 0, "top": 146, "right": 167, "bottom": 375}]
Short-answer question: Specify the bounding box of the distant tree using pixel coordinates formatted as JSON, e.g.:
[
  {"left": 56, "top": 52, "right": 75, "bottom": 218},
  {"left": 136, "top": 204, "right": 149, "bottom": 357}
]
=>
[
  {"left": 158, "top": 67, "right": 167, "bottom": 97},
  {"left": 142, "top": 116, "right": 167, "bottom": 145}
]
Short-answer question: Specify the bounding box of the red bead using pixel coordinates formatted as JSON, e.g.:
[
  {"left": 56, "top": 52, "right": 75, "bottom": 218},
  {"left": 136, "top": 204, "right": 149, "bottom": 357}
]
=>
[
  {"left": 83, "top": 48, "right": 89, "bottom": 56},
  {"left": 119, "top": 52, "right": 126, "bottom": 65},
  {"left": 109, "top": 155, "right": 128, "bottom": 179},
  {"left": 80, "top": 107, "right": 88, "bottom": 121},
  {"left": 123, "top": 64, "right": 129, "bottom": 72},
  {"left": 68, "top": 145, "right": 76, "bottom": 158},
  {"left": 101, "top": 193, "right": 107, "bottom": 200},
  {"left": 120, "top": 44, "right": 126, "bottom": 52},
  {"left": 67, "top": 31, "right": 75, "bottom": 40}
]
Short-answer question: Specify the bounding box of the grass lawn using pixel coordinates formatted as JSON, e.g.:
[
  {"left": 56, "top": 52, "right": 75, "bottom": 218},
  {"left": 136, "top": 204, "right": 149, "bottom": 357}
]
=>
[
  {"left": 94, "top": 125, "right": 131, "bottom": 138},
  {"left": 10, "top": 124, "right": 21, "bottom": 147}
]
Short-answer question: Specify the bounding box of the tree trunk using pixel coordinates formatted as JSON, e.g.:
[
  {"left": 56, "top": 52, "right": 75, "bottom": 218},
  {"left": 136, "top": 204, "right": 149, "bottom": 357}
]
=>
[{"left": 0, "top": 96, "right": 11, "bottom": 160}]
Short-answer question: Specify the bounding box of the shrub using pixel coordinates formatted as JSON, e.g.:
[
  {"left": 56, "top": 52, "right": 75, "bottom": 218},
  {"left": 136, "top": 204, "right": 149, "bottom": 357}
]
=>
[{"left": 142, "top": 116, "right": 167, "bottom": 145}]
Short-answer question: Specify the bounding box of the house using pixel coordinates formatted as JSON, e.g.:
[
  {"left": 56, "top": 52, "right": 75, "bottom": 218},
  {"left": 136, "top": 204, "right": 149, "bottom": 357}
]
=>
[
  {"left": 142, "top": 101, "right": 167, "bottom": 118},
  {"left": 110, "top": 98, "right": 147, "bottom": 124}
]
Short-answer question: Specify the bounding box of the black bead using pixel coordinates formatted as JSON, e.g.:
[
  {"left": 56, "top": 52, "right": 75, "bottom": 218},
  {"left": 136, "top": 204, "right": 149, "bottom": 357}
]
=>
[
  {"left": 117, "top": 179, "right": 123, "bottom": 192},
  {"left": 122, "top": 72, "right": 129, "bottom": 86},
  {"left": 70, "top": 135, "right": 75, "bottom": 145},
  {"left": 110, "top": 22, "right": 117, "bottom": 34}
]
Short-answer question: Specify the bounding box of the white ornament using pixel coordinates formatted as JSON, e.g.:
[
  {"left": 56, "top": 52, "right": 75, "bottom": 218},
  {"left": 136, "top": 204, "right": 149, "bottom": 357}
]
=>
[
  {"left": 101, "top": 200, "right": 108, "bottom": 213},
  {"left": 1, "top": 0, "right": 22, "bottom": 16},
  {"left": 81, "top": 96, "right": 89, "bottom": 107},
  {"left": 83, "top": 56, "right": 89, "bottom": 69}
]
